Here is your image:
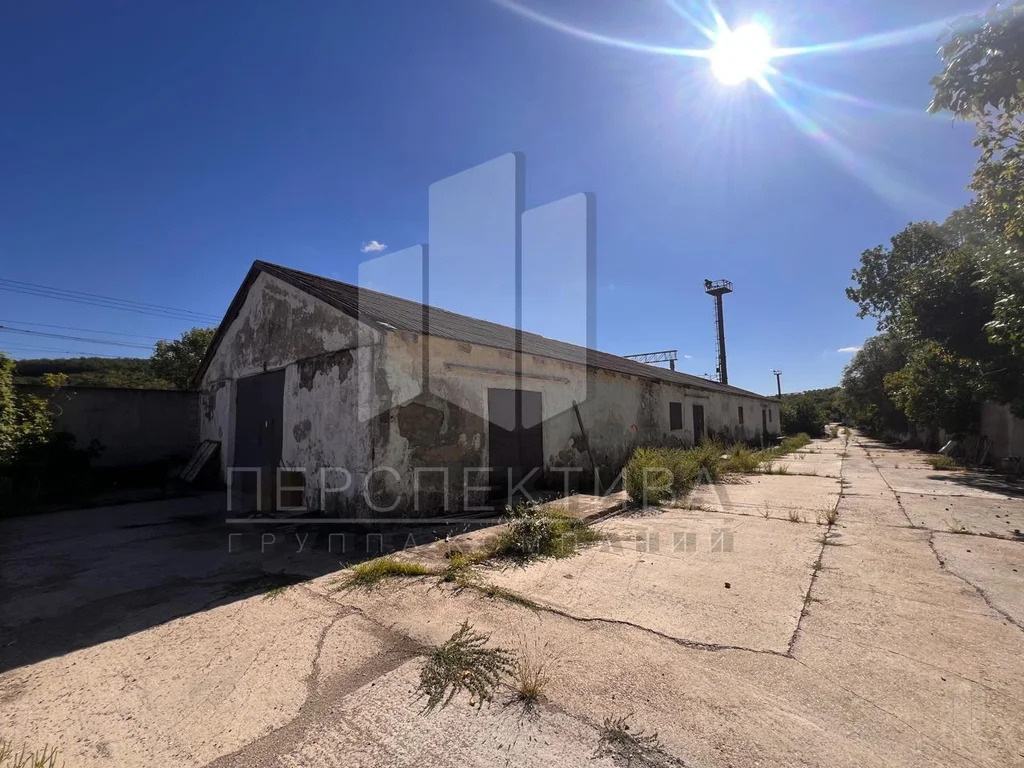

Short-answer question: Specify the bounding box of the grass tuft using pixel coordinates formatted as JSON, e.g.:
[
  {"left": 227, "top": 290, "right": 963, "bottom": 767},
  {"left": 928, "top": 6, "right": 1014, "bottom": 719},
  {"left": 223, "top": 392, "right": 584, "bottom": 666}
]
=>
[
  {"left": 947, "top": 518, "right": 969, "bottom": 534},
  {"left": 480, "top": 583, "right": 541, "bottom": 610},
  {"left": 927, "top": 455, "right": 961, "bottom": 471},
  {"left": 595, "top": 715, "right": 684, "bottom": 767},
  {"left": 438, "top": 550, "right": 488, "bottom": 585},
  {"left": 787, "top": 509, "right": 803, "bottom": 523},
  {"left": 512, "top": 639, "right": 551, "bottom": 710},
  {"left": 0, "top": 740, "right": 61, "bottom": 768},
  {"left": 417, "top": 620, "right": 513, "bottom": 712},
  {"left": 341, "top": 556, "right": 432, "bottom": 589}
]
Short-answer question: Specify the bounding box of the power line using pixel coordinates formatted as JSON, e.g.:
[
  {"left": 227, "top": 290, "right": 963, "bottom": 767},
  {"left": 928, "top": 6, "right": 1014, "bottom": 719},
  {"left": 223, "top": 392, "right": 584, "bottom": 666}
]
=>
[
  {"left": 0, "top": 344, "right": 128, "bottom": 358},
  {"left": 0, "top": 277, "right": 220, "bottom": 318},
  {"left": 0, "top": 319, "right": 163, "bottom": 340},
  {"left": 0, "top": 326, "right": 154, "bottom": 349},
  {"left": 0, "top": 278, "right": 221, "bottom": 323}
]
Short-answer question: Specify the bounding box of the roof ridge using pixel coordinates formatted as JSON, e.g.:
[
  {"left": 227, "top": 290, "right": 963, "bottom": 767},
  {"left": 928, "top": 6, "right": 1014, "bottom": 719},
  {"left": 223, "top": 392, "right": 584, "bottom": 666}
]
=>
[{"left": 247, "top": 261, "right": 773, "bottom": 401}]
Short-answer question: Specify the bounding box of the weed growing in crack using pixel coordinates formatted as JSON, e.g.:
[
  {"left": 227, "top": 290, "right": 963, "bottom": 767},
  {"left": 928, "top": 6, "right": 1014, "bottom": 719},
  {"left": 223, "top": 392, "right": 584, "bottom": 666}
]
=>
[
  {"left": 595, "top": 715, "right": 685, "bottom": 767},
  {"left": 339, "top": 556, "right": 432, "bottom": 590},
  {"left": 787, "top": 509, "right": 803, "bottom": 523},
  {"left": 417, "top": 620, "right": 513, "bottom": 713},
  {"left": 489, "top": 504, "right": 602, "bottom": 562},
  {"left": 438, "top": 550, "right": 488, "bottom": 586},
  {"left": 761, "top": 502, "right": 771, "bottom": 520},
  {"left": 512, "top": 638, "right": 552, "bottom": 711},
  {"left": 480, "top": 583, "right": 541, "bottom": 610},
  {"left": 947, "top": 519, "right": 969, "bottom": 534}
]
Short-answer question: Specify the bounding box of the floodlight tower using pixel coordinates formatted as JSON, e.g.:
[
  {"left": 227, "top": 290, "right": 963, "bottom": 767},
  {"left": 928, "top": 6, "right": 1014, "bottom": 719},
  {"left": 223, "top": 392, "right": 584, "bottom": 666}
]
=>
[{"left": 704, "top": 279, "right": 733, "bottom": 385}]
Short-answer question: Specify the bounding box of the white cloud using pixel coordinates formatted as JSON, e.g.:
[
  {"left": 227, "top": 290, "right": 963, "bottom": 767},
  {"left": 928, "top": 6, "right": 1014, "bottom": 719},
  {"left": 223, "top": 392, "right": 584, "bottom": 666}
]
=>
[
  {"left": 683, "top": 354, "right": 692, "bottom": 359},
  {"left": 837, "top": 346, "right": 862, "bottom": 354},
  {"left": 360, "top": 240, "right": 388, "bottom": 253}
]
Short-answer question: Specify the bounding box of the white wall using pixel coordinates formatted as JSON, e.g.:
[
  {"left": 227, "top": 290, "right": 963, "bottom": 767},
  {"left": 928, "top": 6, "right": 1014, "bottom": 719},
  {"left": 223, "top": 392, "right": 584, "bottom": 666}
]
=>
[
  {"left": 199, "top": 273, "right": 379, "bottom": 509},
  {"left": 376, "top": 330, "right": 780, "bottom": 506}
]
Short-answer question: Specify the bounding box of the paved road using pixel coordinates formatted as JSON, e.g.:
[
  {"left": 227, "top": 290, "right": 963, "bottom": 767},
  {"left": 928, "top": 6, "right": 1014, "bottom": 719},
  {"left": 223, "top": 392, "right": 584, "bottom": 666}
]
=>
[{"left": 1, "top": 432, "right": 1022, "bottom": 767}]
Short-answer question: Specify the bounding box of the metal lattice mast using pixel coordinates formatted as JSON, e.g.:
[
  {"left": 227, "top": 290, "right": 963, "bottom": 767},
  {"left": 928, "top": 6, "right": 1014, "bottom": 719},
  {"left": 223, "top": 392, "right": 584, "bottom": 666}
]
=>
[{"left": 703, "top": 279, "right": 733, "bottom": 385}]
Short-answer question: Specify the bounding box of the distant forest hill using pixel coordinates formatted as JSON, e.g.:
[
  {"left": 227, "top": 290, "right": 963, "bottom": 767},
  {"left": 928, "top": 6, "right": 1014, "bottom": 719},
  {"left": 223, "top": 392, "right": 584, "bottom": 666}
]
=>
[{"left": 13, "top": 357, "right": 175, "bottom": 389}]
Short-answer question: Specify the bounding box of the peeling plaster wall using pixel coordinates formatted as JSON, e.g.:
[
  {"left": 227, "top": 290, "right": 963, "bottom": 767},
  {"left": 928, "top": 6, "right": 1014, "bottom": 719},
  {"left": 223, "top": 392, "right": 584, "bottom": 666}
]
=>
[
  {"left": 199, "top": 273, "right": 380, "bottom": 503},
  {"left": 374, "top": 331, "right": 780, "bottom": 507},
  {"left": 199, "top": 270, "right": 779, "bottom": 514},
  {"left": 281, "top": 347, "right": 375, "bottom": 512},
  {"left": 199, "top": 379, "right": 233, "bottom": 470}
]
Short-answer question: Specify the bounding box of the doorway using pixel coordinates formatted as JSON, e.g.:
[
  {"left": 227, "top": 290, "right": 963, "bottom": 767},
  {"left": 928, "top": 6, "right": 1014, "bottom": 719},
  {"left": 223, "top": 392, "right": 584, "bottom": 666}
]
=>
[
  {"left": 692, "top": 404, "right": 705, "bottom": 442},
  {"left": 488, "top": 388, "right": 544, "bottom": 499},
  {"left": 233, "top": 369, "right": 285, "bottom": 511}
]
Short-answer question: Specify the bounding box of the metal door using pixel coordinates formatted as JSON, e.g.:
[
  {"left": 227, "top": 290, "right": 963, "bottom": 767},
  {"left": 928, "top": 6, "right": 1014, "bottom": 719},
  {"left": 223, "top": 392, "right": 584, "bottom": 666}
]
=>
[
  {"left": 488, "top": 388, "right": 544, "bottom": 498},
  {"left": 692, "top": 404, "right": 705, "bottom": 442},
  {"left": 233, "top": 369, "right": 285, "bottom": 511}
]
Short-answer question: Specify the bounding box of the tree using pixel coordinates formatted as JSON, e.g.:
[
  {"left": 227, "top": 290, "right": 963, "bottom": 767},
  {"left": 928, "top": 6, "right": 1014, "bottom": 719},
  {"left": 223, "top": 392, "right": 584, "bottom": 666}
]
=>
[
  {"left": 779, "top": 387, "right": 842, "bottom": 437},
  {"left": 930, "top": 1, "right": 1024, "bottom": 244},
  {"left": 840, "top": 334, "right": 910, "bottom": 436},
  {"left": 845, "top": 222, "right": 949, "bottom": 328},
  {"left": 884, "top": 342, "right": 981, "bottom": 435},
  {"left": 0, "top": 353, "right": 55, "bottom": 466},
  {"left": 150, "top": 327, "right": 216, "bottom": 389}
]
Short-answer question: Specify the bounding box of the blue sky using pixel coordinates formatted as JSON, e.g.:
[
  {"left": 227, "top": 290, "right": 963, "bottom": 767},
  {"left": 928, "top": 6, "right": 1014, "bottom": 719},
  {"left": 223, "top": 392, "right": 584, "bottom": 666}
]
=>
[{"left": 0, "top": 0, "right": 982, "bottom": 394}]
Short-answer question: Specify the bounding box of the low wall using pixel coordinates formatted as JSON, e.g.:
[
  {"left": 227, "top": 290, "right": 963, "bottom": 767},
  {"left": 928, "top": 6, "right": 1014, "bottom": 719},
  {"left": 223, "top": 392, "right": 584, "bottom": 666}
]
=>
[
  {"left": 17, "top": 385, "right": 199, "bottom": 467},
  {"left": 981, "top": 401, "right": 1024, "bottom": 462}
]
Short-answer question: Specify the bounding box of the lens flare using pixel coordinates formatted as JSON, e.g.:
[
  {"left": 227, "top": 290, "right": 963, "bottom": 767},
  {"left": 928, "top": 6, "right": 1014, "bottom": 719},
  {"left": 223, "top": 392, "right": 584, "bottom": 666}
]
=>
[{"left": 709, "top": 23, "right": 774, "bottom": 85}]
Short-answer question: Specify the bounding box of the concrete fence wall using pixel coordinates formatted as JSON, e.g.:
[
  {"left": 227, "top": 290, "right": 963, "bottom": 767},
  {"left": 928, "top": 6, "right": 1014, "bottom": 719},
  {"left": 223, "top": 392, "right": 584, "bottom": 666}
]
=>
[
  {"left": 17, "top": 385, "right": 199, "bottom": 467},
  {"left": 981, "top": 401, "right": 1024, "bottom": 462}
]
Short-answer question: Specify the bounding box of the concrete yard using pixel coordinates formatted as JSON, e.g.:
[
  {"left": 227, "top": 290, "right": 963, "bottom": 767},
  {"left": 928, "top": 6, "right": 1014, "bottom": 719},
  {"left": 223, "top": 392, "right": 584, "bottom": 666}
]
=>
[{"left": 2, "top": 431, "right": 1023, "bottom": 767}]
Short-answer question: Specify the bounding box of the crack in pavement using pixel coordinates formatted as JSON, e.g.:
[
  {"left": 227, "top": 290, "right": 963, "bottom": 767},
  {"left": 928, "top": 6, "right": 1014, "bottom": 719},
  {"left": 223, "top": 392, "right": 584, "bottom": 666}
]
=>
[
  {"left": 925, "top": 533, "right": 1024, "bottom": 633},
  {"left": 861, "top": 438, "right": 1024, "bottom": 635},
  {"left": 787, "top": 433, "right": 849, "bottom": 656}
]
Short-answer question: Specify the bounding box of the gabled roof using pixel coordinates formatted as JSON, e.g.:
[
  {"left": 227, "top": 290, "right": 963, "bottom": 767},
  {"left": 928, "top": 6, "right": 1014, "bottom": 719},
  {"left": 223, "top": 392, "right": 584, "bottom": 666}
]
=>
[{"left": 195, "top": 260, "right": 774, "bottom": 401}]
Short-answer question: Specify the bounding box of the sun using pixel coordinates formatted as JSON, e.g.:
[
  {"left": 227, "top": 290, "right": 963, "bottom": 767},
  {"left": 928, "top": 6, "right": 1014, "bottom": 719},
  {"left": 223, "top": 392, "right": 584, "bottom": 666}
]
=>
[{"left": 709, "top": 23, "right": 775, "bottom": 85}]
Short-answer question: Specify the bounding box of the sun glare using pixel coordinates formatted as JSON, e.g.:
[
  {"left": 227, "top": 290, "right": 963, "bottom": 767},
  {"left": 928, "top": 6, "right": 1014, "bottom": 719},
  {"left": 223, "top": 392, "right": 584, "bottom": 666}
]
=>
[{"left": 710, "top": 23, "right": 774, "bottom": 85}]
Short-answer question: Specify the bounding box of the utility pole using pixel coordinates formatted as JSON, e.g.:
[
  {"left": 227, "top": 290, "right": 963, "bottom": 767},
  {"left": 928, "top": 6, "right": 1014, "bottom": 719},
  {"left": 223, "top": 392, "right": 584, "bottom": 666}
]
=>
[{"left": 771, "top": 369, "right": 782, "bottom": 398}]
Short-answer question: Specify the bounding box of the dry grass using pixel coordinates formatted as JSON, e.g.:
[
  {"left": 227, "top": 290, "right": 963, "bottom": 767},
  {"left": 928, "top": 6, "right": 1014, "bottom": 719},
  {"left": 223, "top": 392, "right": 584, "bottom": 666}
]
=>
[
  {"left": 0, "top": 740, "right": 61, "bottom": 768},
  {"left": 595, "top": 715, "right": 684, "bottom": 767},
  {"left": 787, "top": 509, "right": 803, "bottom": 523},
  {"left": 947, "top": 518, "right": 969, "bottom": 534},
  {"left": 512, "top": 638, "right": 552, "bottom": 709}
]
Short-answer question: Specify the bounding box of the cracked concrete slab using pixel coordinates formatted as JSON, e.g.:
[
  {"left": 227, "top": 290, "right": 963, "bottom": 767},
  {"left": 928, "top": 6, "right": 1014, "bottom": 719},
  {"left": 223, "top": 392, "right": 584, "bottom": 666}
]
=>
[
  {"left": 214, "top": 657, "right": 617, "bottom": 768},
  {"left": 482, "top": 509, "right": 822, "bottom": 653},
  {"left": 891, "top": 493, "right": 1024, "bottom": 538},
  {"left": 930, "top": 533, "right": 1024, "bottom": 629},
  {"left": 2, "top": 430, "right": 1023, "bottom": 767},
  {"left": 684, "top": 473, "right": 840, "bottom": 519}
]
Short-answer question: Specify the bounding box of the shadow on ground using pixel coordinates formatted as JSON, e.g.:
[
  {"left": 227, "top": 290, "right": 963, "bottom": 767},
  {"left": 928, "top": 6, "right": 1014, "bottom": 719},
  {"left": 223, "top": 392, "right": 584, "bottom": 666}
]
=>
[{"left": 0, "top": 494, "right": 491, "bottom": 673}]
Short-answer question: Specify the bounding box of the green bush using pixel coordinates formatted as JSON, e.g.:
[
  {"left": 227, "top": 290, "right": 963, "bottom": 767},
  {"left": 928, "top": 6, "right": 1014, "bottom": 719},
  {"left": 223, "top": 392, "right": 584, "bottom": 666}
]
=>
[
  {"left": 490, "top": 504, "right": 601, "bottom": 561},
  {"left": 779, "top": 433, "right": 812, "bottom": 453},
  {"left": 623, "top": 443, "right": 726, "bottom": 505},
  {"left": 779, "top": 393, "right": 830, "bottom": 438},
  {"left": 623, "top": 433, "right": 816, "bottom": 506}
]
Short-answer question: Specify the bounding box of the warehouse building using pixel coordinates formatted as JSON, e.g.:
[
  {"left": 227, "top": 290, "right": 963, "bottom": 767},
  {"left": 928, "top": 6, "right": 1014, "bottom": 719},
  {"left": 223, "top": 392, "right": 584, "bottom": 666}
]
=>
[{"left": 195, "top": 261, "right": 780, "bottom": 514}]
